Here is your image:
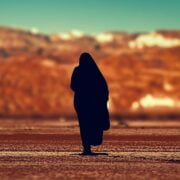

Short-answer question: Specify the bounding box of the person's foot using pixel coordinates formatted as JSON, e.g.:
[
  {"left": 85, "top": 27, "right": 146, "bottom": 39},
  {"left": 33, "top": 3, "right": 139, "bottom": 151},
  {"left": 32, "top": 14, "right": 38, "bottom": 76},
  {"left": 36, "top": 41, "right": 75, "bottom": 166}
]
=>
[
  {"left": 82, "top": 145, "right": 91, "bottom": 155},
  {"left": 81, "top": 150, "right": 92, "bottom": 155},
  {"left": 81, "top": 150, "right": 97, "bottom": 156}
]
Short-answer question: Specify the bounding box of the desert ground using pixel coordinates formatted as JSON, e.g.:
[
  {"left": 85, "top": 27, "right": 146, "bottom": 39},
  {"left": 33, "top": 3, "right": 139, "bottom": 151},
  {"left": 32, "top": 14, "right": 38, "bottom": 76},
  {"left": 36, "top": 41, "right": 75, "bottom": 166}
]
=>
[{"left": 0, "top": 118, "right": 180, "bottom": 180}]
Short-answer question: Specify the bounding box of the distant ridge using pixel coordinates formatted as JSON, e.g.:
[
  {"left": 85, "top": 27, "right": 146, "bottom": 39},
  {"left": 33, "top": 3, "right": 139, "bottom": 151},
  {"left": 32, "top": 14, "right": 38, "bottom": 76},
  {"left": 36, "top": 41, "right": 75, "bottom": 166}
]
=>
[{"left": 0, "top": 26, "right": 180, "bottom": 117}]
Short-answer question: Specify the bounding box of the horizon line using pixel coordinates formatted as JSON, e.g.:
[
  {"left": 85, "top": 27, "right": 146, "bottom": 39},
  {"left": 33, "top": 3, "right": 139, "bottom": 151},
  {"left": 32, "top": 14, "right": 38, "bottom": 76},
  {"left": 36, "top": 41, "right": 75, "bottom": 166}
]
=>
[{"left": 1, "top": 25, "right": 180, "bottom": 35}]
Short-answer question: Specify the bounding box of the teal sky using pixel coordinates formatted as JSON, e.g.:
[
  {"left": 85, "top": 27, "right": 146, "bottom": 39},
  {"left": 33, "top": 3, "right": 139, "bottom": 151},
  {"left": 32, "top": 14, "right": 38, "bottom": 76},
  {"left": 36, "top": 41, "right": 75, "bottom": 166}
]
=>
[{"left": 0, "top": 0, "right": 180, "bottom": 34}]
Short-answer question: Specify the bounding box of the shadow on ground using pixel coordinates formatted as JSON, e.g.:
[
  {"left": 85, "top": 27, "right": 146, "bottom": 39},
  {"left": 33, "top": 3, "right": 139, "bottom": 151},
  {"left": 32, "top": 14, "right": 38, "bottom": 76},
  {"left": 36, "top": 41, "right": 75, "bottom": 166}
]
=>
[{"left": 71, "top": 152, "right": 109, "bottom": 156}]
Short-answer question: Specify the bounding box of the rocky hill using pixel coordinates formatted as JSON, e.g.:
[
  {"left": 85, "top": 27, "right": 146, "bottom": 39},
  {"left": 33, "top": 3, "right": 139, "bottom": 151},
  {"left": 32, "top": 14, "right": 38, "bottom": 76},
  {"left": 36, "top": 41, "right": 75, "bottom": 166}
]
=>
[{"left": 0, "top": 26, "right": 180, "bottom": 118}]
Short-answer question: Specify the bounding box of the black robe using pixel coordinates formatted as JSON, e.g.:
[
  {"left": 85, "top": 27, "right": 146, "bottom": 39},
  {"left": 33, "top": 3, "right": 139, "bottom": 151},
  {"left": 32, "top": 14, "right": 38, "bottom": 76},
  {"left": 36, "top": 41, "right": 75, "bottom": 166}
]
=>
[{"left": 70, "top": 58, "right": 110, "bottom": 147}]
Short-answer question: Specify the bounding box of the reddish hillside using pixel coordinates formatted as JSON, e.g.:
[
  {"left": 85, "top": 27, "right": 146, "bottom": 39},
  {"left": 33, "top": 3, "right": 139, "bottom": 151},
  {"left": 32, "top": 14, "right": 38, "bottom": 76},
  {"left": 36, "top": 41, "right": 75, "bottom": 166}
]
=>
[{"left": 0, "top": 26, "right": 180, "bottom": 117}]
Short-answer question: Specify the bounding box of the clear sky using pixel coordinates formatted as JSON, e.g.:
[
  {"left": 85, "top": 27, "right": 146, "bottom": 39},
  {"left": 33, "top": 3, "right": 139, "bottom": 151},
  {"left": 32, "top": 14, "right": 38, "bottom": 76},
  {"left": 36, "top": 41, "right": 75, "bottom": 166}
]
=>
[{"left": 0, "top": 0, "right": 180, "bottom": 34}]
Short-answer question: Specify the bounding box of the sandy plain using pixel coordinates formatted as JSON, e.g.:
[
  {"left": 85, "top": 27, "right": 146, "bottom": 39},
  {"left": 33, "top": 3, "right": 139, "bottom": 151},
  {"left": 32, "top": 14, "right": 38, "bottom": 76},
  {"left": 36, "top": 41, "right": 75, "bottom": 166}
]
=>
[{"left": 0, "top": 119, "right": 179, "bottom": 180}]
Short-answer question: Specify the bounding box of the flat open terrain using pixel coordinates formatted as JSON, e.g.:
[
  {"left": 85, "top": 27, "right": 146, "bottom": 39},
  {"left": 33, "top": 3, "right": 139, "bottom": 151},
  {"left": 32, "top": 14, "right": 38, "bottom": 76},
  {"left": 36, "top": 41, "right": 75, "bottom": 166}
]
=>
[{"left": 0, "top": 119, "right": 180, "bottom": 180}]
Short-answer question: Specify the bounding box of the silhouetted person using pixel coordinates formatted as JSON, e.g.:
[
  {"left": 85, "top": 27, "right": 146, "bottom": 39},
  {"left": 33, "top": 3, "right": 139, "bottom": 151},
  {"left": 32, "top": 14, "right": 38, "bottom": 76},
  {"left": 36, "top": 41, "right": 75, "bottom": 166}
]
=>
[{"left": 70, "top": 52, "right": 110, "bottom": 155}]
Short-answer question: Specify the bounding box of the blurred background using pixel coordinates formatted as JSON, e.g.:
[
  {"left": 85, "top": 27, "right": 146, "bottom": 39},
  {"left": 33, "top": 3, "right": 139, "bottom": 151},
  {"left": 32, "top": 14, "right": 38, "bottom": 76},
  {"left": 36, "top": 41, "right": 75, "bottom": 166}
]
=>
[{"left": 0, "top": 0, "right": 180, "bottom": 119}]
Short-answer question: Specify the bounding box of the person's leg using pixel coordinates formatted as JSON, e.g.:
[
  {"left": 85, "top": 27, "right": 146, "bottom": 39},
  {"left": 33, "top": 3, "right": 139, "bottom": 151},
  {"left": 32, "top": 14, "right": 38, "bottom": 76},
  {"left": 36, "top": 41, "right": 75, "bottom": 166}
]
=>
[
  {"left": 81, "top": 128, "right": 92, "bottom": 154},
  {"left": 78, "top": 121, "right": 92, "bottom": 154}
]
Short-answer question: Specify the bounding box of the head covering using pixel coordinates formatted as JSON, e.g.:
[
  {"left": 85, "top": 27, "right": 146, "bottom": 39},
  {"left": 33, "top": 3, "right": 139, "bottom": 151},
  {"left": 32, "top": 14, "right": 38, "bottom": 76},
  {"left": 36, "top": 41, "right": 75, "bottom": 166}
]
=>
[
  {"left": 80, "top": 52, "right": 95, "bottom": 64},
  {"left": 79, "top": 52, "right": 102, "bottom": 74}
]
